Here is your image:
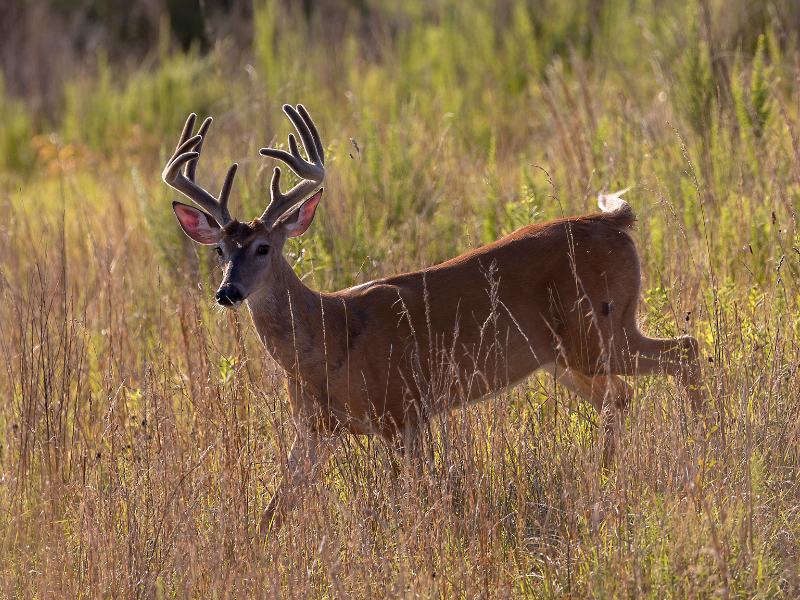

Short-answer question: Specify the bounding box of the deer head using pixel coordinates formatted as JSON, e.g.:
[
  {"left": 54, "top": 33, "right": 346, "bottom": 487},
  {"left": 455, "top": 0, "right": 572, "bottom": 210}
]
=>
[{"left": 162, "top": 104, "right": 325, "bottom": 308}]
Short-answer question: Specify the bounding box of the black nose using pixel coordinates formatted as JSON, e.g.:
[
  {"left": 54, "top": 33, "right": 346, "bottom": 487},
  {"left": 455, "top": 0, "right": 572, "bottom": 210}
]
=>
[{"left": 216, "top": 285, "right": 243, "bottom": 307}]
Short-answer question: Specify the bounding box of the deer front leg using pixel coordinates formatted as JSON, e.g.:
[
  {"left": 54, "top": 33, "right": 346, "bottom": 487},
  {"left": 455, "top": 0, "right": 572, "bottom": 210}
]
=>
[
  {"left": 540, "top": 363, "right": 632, "bottom": 465},
  {"left": 259, "top": 425, "right": 338, "bottom": 536}
]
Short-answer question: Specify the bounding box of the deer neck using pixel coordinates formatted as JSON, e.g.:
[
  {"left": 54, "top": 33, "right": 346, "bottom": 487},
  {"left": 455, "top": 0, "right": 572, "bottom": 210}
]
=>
[{"left": 245, "top": 254, "right": 332, "bottom": 379}]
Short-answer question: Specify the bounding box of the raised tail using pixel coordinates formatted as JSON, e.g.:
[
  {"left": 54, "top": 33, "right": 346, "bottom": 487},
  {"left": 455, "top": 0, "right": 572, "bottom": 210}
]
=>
[{"left": 597, "top": 187, "right": 635, "bottom": 229}]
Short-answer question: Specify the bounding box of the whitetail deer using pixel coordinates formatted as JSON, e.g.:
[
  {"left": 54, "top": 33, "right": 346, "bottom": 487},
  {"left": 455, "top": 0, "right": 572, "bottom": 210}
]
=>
[{"left": 163, "top": 105, "right": 701, "bottom": 534}]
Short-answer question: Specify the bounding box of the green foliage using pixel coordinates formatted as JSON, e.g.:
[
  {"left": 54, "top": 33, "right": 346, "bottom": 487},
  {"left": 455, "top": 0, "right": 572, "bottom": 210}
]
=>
[
  {"left": 732, "top": 34, "right": 775, "bottom": 169},
  {"left": 57, "top": 16, "right": 236, "bottom": 161},
  {"left": 675, "top": 23, "right": 716, "bottom": 146},
  {"left": 750, "top": 35, "right": 774, "bottom": 139},
  {"left": 482, "top": 133, "right": 500, "bottom": 245},
  {"left": 0, "top": 74, "right": 34, "bottom": 172}
]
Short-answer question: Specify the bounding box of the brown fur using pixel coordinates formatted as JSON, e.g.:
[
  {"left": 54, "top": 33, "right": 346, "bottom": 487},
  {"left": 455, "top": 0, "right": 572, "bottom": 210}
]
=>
[{"left": 244, "top": 209, "right": 696, "bottom": 438}]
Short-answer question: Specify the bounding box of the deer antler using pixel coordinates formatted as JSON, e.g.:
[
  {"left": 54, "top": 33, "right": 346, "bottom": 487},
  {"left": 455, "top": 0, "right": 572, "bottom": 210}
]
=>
[
  {"left": 259, "top": 104, "right": 325, "bottom": 228},
  {"left": 162, "top": 113, "right": 237, "bottom": 228}
]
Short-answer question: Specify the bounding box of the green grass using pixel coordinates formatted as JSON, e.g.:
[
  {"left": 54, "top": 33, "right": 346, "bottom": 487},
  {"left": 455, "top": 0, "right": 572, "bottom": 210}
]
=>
[{"left": 1, "top": 0, "right": 800, "bottom": 597}]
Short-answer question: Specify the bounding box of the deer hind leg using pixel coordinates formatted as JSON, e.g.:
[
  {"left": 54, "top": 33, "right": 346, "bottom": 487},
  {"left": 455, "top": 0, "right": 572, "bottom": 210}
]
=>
[
  {"left": 614, "top": 332, "right": 702, "bottom": 414},
  {"left": 384, "top": 423, "right": 424, "bottom": 479},
  {"left": 259, "top": 426, "right": 339, "bottom": 536}
]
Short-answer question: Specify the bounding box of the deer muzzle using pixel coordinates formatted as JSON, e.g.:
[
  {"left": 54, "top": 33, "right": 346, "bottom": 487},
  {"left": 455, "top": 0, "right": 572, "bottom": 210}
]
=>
[{"left": 216, "top": 284, "right": 243, "bottom": 307}]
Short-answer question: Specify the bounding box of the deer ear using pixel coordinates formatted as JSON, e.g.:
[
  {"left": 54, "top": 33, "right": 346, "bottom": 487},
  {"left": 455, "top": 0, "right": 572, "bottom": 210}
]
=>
[
  {"left": 278, "top": 189, "right": 322, "bottom": 238},
  {"left": 173, "top": 201, "right": 222, "bottom": 244}
]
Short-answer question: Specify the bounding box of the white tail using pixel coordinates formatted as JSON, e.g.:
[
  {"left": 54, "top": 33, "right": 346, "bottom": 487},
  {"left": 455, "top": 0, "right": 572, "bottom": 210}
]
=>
[
  {"left": 162, "top": 107, "right": 702, "bottom": 535},
  {"left": 598, "top": 187, "right": 632, "bottom": 213}
]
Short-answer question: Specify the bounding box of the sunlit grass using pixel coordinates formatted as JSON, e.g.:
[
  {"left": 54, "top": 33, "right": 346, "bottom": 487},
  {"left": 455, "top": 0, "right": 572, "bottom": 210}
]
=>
[{"left": 1, "top": 0, "right": 799, "bottom": 597}]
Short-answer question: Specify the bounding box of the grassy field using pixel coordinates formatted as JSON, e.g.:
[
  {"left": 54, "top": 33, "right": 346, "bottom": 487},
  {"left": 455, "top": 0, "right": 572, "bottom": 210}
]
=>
[{"left": 1, "top": 0, "right": 800, "bottom": 597}]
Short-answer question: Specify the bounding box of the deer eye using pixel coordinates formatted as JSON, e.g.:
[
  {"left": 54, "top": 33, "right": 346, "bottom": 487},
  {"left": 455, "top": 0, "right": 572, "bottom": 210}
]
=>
[
  {"left": 257, "top": 244, "right": 270, "bottom": 256},
  {"left": 215, "top": 247, "right": 223, "bottom": 257}
]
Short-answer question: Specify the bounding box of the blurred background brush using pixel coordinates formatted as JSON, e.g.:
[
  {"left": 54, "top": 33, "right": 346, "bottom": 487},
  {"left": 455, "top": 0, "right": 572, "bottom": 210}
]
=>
[{"left": 1, "top": 0, "right": 800, "bottom": 597}]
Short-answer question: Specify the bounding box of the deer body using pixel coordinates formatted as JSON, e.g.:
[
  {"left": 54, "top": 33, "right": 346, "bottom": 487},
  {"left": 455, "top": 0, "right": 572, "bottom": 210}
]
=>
[
  {"left": 246, "top": 208, "right": 641, "bottom": 438},
  {"left": 162, "top": 105, "right": 700, "bottom": 534}
]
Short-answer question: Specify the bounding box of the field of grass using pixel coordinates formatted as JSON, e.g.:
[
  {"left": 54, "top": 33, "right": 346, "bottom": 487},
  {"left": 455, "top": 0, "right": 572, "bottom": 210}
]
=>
[{"left": 1, "top": 0, "right": 800, "bottom": 597}]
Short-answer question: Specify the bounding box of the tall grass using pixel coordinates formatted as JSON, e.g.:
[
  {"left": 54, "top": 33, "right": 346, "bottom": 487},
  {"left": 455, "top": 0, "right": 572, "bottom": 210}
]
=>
[{"left": 1, "top": 0, "right": 799, "bottom": 596}]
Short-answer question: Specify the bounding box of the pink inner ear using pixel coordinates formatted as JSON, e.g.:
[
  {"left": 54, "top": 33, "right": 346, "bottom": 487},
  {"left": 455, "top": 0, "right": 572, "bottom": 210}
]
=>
[
  {"left": 286, "top": 190, "right": 322, "bottom": 238},
  {"left": 174, "top": 203, "right": 221, "bottom": 244}
]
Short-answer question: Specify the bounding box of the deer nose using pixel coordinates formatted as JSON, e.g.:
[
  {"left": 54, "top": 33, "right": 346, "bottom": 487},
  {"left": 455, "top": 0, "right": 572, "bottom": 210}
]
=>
[{"left": 216, "top": 285, "right": 243, "bottom": 307}]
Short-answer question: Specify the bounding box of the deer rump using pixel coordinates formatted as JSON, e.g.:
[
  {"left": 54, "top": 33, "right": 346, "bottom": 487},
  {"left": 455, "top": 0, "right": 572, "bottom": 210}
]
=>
[{"left": 297, "top": 210, "right": 639, "bottom": 438}]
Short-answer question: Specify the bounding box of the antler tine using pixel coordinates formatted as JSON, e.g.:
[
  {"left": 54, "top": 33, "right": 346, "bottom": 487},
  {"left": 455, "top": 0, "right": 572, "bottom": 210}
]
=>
[
  {"left": 219, "top": 164, "right": 239, "bottom": 212},
  {"left": 286, "top": 104, "right": 320, "bottom": 166},
  {"left": 297, "top": 104, "right": 324, "bottom": 166},
  {"left": 162, "top": 114, "right": 235, "bottom": 227},
  {"left": 186, "top": 116, "right": 212, "bottom": 182},
  {"left": 177, "top": 113, "right": 197, "bottom": 149},
  {"left": 259, "top": 104, "right": 325, "bottom": 227}
]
